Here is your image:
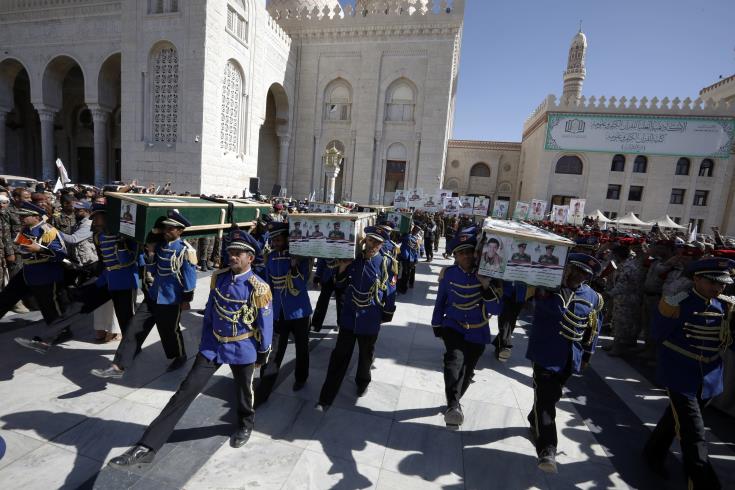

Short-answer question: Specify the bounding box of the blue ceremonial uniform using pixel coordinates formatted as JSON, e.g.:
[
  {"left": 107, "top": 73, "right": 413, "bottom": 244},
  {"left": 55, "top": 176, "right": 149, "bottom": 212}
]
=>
[
  {"left": 147, "top": 239, "right": 198, "bottom": 304},
  {"left": 336, "top": 253, "right": 394, "bottom": 335},
  {"left": 265, "top": 250, "right": 312, "bottom": 320},
  {"left": 525, "top": 253, "right": 604, "bottom": 460},
  {"left": 652, "top": 290, "right": 734, "bottom": 400},
  {"left": 315, "top": 258, "right": 338, "bottom": 284},
  {"left": 432, "top": 265, "right": 502, "bottom": 345},
  {"left": 21, "top": 222, "right": 67, "bottom": 286},
  {"left": 399, "top": 233, "right": 419, "bottom": 262},
  {"left": 644, "top": 258, "right": 735, "bottom": 490},
  {"left": 525, "top": 284, "right": 604, "bottom": 374},
  {"left": 318, "top": 246, "right": 394, "bottom": 407},
  {"left": 95, "top": 232, "right": 140, "bottom": 290},
  {"left": 199, "top": 268, "right": 274, "bottom": 365}
]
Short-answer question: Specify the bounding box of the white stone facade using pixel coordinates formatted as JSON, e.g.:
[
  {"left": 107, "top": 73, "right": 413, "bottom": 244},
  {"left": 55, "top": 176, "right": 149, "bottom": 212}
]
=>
[
  {"left": 0, "top": 0, "right": 464, "bottom": 202},
  {"left": 444, "top": 30, "right": 735, "bottom": 235},
  {"left": 443, "top": 140, "right": 520, "bottom": 203}
]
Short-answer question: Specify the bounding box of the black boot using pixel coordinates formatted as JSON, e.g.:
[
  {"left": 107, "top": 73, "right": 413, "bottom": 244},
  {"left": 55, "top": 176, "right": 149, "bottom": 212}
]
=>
[
  {"left": 231, "top": 427, "right": 252, "bottom": 448},
  {"left": 108, "top": 445, "right": 155, "bottom": 468}
]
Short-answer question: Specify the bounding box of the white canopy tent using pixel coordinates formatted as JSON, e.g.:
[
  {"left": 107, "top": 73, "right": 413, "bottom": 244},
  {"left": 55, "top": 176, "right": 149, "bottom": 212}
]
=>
[
  {"left": 586, "top": 209, "right": 613, "bottom": 223},
  {"left": 650, "top": 215, "right": 687, "bottom": 230},
  {"left": 614, "top": 212, "right": 653, "bottom": 228}
]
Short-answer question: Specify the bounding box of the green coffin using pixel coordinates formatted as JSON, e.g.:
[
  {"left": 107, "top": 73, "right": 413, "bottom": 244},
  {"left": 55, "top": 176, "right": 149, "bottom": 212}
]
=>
[{"left": 105, "top": 193, "right": 273, "bottom": 242}]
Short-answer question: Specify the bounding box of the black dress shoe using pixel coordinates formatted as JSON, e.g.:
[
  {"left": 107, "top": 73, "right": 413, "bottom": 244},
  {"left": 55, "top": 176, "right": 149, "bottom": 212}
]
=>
[
  {"left": 167, "top": 356, "right": 187, "bottom": 371},
  {"left": 537, "top": 447, "right": 557, "bottom": 473},
  {"left": 51, "top": 328, "right": 73, "bottom": 345},
  {"left": 231, "top": 427, "right": 251, "bottom": 448},
  {"left": 292, "top": 381, "right": 306, "bottom": 392},
  {"left": 108, "top": 445, "right": 155, "bottom": 468}
]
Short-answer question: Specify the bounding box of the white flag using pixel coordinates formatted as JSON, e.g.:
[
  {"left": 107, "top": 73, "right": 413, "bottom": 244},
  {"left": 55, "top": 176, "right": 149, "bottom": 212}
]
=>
[
  {"left": 688, "top": 224, "right": 698, "bottom": 243},
  {"left": 52, "top": 178, "right": 63, "bottom": 193},
  {"left": 55, "top": 158, "right": 71, "bottom": 184}
]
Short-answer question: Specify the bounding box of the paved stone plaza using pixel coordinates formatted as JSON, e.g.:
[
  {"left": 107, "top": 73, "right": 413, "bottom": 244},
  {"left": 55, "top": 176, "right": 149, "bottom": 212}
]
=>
[{"left": 0, "top": 252, "right": 733, "bottom": 489}]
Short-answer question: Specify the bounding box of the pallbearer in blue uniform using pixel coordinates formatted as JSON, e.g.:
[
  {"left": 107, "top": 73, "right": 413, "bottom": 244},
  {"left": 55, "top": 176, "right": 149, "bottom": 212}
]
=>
[
  {"left": 377, "top": 222, "right": 399, "bottom": 312},
  {"left": 643, "top": 258, "right": 735, "bottom": 489},
  {"left": 91, "top": 209, "right": 198, "bottom": 378},
  {"left": 310, "top": 258, "right": 343, "bottom": 332},
  {"left": 431, "top": 227, "right": 502, "bottom": 429},
  {"left": 397, "top": 224, "right": 420, "bottom": 294},
  {"left": 493, "top": 281, "right": 532, "bottom": 362},
  {"left": 526, "top": 253, "right": 603, "bottom": 473},
  {"left": 316, "top": 226, "right": 395, "bottom": 409},
  {"left": 0, "top": 202, "right": 70, "bottom": 330},
  {"left": 255, "top": 222, "right": 313, "bottom": 402},
  {"left": 15, "top": 204, "right": 141, "bottom": 354},
  {"left": 107, "top": 231, "right": 273, "bottom": 468}
]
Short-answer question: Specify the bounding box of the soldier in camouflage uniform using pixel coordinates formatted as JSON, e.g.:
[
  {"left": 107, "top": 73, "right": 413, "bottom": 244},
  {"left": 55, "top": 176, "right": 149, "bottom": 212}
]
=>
[
  {"left": 607, "top": 246, "right": 646, "bottom": 356},
  {"left": 52, "top": 195, "right": 77, "bottom": 235}
]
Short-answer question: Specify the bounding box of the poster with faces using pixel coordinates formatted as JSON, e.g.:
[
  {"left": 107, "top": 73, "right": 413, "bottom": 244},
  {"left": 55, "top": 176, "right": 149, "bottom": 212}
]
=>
[
  {"left": 436, "top": 189, "right": 452, "bottom": 205},
  {"left": 443, "top": 197, "right": 461, "bottom": 217},
  {"left": 552, "top": 205, "right": 569, "bottom": 224},
  {"left": 513, "top": 201, "right": 530, "bottom": 221},
  {"left": 473, "top": 197, "right": 490, "bottom": 217},
  {"left": 393, "top": 189, "right": 408, "bottom": 209},
  {"left": 476, "top": 220, "right": 572, "bottom": 288},
  {"left": 492, "top": 200, "right": 509, "bottom": 219},
  {"left": 422, "top": 195, "right": 440, "bottom": 213},
  {"left": 567, "top": 199, "right": 586, "bottom": 225},
  {"left": 528, "top": 199, "right": 548, "bottom": 221},
  {"left": 289, "top": 216, "right": 362, "bottom": 258},
  {"left": 406, "top": 188, "right": 425, "bottom": 209},
  {"left": 458, "top": 196, "right": 475, "bottom": 216}
]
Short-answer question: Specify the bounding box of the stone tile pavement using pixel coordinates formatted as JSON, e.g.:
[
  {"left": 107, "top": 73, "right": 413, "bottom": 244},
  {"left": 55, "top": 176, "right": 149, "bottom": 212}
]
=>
[{"left": 0, "top": 251, "right": 733, "bottom": 489}]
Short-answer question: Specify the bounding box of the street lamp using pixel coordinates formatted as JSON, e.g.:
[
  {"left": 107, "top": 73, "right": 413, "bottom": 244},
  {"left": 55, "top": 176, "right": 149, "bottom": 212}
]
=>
[{"left": 323, "top": 144, "right": 343, "bottom": 204}]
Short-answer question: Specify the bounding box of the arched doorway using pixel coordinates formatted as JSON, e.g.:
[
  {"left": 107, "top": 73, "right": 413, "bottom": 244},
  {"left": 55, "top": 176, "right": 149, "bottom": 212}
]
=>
[
  {"left": 42, "top": 56, "right": 86, "bottom": 182},
  {"left": 0, "top": 58, "right": 39, "bottom": 176},
  {"left": 383, "top": 142, "right": 407, "bottom": 205},
  {"left": 257, "top": 83, "right": 288, "bottom": 196}
]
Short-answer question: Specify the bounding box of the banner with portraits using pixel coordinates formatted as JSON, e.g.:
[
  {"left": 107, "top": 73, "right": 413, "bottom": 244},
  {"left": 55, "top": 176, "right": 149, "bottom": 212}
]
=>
[
  {"left": 443, "top": 197, "right": 461, "bottom": 217},
  {"left": 421, "top": 194, "right": 440, "bottom": 213},
  {"left": 551, "top": 205, "right": 569, "bottom": 224},
  {"left": 307, "top": 202, "right": 349, "bottom": 214},
  {"left": 477, "top": 218, "right": 574, "bottom": 288},
  {"left": 513, "top": 201, "right": 530, "bottom": 221},
  {"left": 288, "top": 213, "right": 375, "bottom": 259},
  {"left": 567, "top": 198, "right": 586, "bottom": 225},
  {"left": 393, "top": 189, "right": 409, "bottom": 210},
  {"left": 406, "top": 188, "right": 425, "bottom": 209},
  {"left": 492, "top": 200, "right": 509, "bottom": 219},
  {"left": 473, "top": 197, "right": 491, "bottom": 217},
  {"left": 528, "top": 199, "right": 547, "bottom": 221},
  {"left": 458, "top": 196, "right": 475, "bottom": 216}
]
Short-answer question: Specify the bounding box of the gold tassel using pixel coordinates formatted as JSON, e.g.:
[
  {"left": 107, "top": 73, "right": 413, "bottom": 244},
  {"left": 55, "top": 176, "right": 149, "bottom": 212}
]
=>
[
  {"left": 40, "top": 225, "right": 58, "bottom": 245},
  {"left": 658, "top": 298, "right": 680, "bottom": 319},
  {"left": 248, "top": 275, "right": 272, "bottom": 309}
]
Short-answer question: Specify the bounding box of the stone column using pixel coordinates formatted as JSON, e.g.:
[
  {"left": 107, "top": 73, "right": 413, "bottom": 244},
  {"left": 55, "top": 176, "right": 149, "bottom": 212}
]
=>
[
  {"left": 0, "top": 110, "right": 7, "bottom": 173},
  {"left": 91, "top": 107, "right": 110, "bottom": 186},
  {"left": 36, "top": 107, "right": 56, "bottom": 181},
  {"left": 324, "top": 163, "right": 341, "bottom": 204},
  {"left": 277, "top": 133, "right": 290, "bottom": 191}
]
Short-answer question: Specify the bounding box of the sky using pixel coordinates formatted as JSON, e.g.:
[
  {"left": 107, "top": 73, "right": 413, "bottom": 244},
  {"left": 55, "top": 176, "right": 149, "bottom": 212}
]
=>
[{"left": 340, "top": 0, "right": 735, "bottom": 142}]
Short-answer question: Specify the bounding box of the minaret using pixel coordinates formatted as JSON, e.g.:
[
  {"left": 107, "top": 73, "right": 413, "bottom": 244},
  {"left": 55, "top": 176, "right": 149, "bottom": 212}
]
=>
[{"left": 562, "top": 27, "right": 587, "bottom": 101}]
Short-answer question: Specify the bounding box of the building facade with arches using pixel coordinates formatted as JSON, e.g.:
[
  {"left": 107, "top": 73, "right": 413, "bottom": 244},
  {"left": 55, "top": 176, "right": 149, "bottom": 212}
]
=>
[
  {"left": 444, "top": 29, "right": 735, "bottom": 234},
  {"left": 0, "top": 0, "right": 464, "bottom": 200}
]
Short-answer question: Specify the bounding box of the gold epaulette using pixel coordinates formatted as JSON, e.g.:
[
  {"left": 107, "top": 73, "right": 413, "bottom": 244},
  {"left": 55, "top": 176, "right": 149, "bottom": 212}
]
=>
[
  {"left": 659, "top": 291, "right": 688, "bottom": 319},
  {"left": 210, "top": 267, "right": 230, "bottom": 289},
  {"left": 525, "top": 286, "right": 536, "bottom": 301},
  {"left": 718, "top": 294, "right": 735, "bottom": 306},
  {"left": 184, "top": 241, "right": 198, "bottom": 266},
  {"left": 248, "top": 275, "right": 272, "bottom": 309},
  {"left": 40, "top": 223, "right": 58, "bottom": 245}
]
